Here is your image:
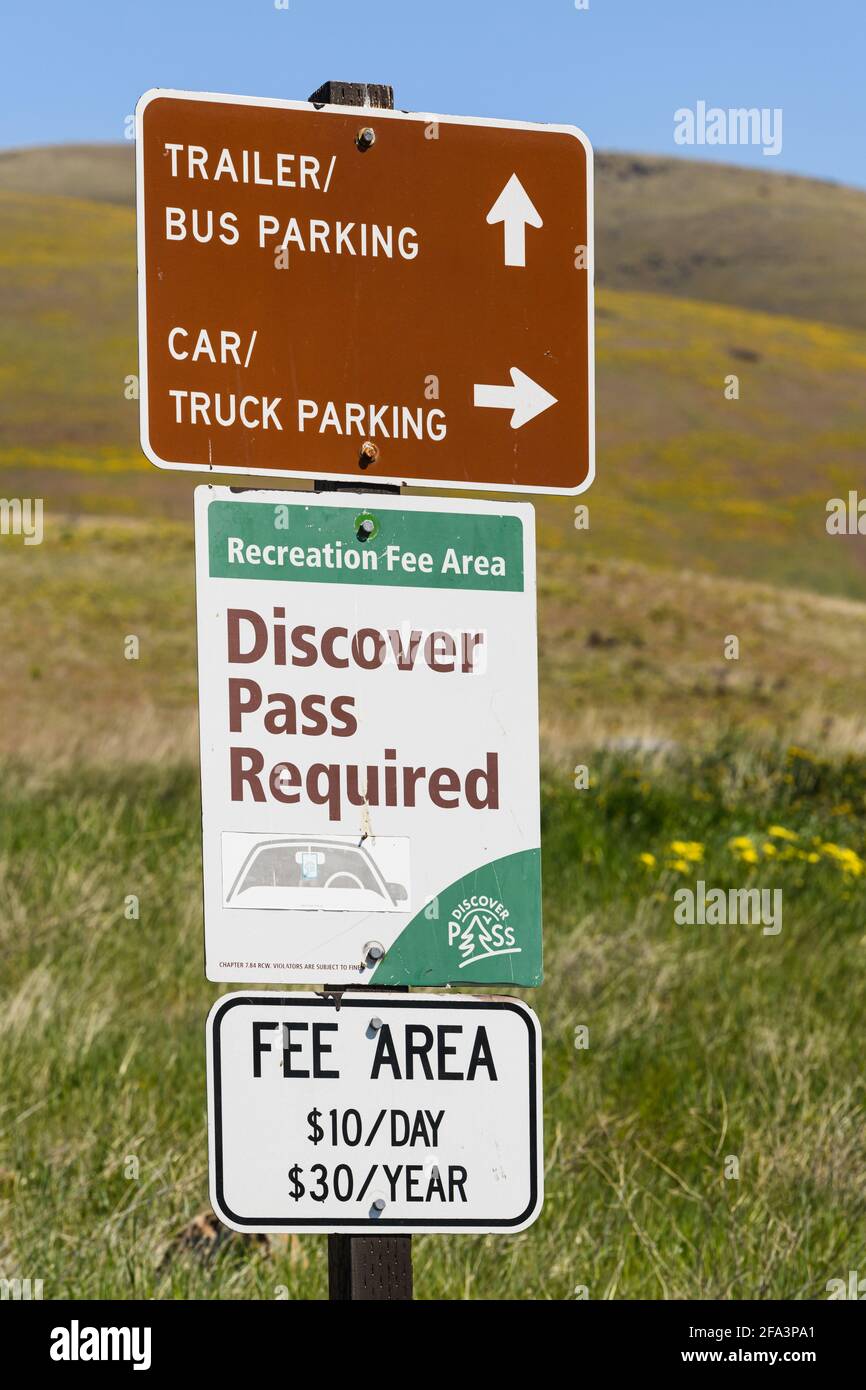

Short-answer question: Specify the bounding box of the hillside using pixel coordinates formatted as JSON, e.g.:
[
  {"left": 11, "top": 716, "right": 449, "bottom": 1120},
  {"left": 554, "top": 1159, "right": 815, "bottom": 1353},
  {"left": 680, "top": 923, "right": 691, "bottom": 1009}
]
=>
[
  {"left": 1, "top": 166, "right": 865, "bottom": 598},
  {"left": 1, "top": 515, "right": 864, "bottom": 767},
  {"left": 3, "top": 142, "right": 866, "bottom": 329},
  {"left": 595, "top": 153, "right": 866, "bottom": 332},
  {"left": 0, "top": 143, "right": 134, "bottom": 205}
]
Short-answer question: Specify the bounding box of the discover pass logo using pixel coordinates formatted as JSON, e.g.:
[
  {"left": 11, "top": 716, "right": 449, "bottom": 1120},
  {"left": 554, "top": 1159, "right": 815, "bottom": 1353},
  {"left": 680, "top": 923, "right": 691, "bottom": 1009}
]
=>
[{"left": 447, "top": 894, "right": 519, "bottom": 969}]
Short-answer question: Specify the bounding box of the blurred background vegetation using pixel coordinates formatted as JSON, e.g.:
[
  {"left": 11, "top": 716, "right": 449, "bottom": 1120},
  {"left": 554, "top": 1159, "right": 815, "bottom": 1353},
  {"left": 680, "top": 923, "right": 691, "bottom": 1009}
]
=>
[{"left": 0, "top": 145, "right": 864, "bottom": 1298}]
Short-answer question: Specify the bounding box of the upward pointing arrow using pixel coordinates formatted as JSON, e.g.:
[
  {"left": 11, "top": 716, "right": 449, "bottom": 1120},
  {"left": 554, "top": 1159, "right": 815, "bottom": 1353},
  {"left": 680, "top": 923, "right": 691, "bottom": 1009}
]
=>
[{"left": 486, "top": 173, "right": 543, "bottom": 267}]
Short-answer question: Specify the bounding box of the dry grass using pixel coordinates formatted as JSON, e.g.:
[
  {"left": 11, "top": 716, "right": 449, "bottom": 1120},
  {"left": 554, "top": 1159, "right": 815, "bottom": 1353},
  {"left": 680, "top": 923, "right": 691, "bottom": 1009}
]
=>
[{"left": 2, "top": 512, "right": 865, "bottom": 767}]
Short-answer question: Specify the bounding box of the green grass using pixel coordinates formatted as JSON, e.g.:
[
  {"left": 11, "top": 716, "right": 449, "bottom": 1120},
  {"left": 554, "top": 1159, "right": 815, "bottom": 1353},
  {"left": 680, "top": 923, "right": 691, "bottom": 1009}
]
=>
[{"left": 1, "top": 745, "right": 864, "bottom": 1299}]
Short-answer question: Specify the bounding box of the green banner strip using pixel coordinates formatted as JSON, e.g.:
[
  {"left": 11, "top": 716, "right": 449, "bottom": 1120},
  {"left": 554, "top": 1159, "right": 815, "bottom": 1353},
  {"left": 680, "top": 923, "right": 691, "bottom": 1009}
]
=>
[
  {"left": 207, "top": 500, "right": 524, "bottom": 592},
  {"left": 372, "top": 847, "right": 543, "bottom": 987}
]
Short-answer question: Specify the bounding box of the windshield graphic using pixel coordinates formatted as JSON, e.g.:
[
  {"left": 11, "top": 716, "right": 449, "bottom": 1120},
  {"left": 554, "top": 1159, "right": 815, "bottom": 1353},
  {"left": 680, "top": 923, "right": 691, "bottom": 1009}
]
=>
[{"left": 221, "top": 833, "right": 410, "bottom": 913}]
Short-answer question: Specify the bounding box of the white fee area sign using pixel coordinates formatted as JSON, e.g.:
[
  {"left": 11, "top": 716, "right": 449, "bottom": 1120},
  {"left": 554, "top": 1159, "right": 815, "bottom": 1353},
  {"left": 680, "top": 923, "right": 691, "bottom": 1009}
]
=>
[{"left": 207, "top": 992, "right": 543, "bottom": 1234}]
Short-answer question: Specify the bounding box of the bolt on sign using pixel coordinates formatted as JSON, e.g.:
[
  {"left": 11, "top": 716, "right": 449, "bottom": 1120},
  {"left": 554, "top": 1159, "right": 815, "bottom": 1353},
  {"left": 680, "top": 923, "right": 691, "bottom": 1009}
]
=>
[
  {"left": 194, "top": 487, "right": 541, "bottom": 986},
  {"left": 135, "top": 88, "right": 594, "bottom": 494},
  {"left": 207, "top": 992, "right": 543, "bottom": 1234}
]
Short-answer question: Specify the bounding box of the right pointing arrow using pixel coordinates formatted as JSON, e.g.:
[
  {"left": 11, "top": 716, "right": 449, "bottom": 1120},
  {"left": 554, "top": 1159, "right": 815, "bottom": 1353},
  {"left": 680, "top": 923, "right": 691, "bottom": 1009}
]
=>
[
  {"left": 474, "top": 367, "right": 558, "bottom": 430},
  {"left": 486, "top": 173, "right": 543, "bottom": 267}
]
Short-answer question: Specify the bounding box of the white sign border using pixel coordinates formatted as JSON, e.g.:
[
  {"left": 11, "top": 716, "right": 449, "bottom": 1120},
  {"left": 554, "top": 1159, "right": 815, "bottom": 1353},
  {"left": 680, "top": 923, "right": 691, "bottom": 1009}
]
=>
[
  {"left": 135, "top": 86, "right": 595, "bottom": 497},
  {"left": 206, "top": 991, "right": 544, "bottom": 1235},
  {"left": 195, "top": 484, "right": 542, "bottom": 987}
]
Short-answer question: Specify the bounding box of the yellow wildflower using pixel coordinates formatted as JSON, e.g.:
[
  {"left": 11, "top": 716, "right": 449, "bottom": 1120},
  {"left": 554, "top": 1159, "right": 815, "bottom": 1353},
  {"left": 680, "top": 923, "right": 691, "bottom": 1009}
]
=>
[
  {"left": 669, "top": 840, "right": 704, "bottom": 862},
  {"left": 820, "top": 841, "right": 845, "bottom": 859},
  {"left": 668, "top": 859, "right": 691, "bottom": 873},
  {"left": 819, "top": 843, "right": 865, "bottom": 876},
  {"left": 728, "top": 836, "right": 754, "bottom": 852},
  {"left": 768, "top": 825, "right": 798, "bottom": 841},
  {"left": 638, "top": 852, "right": 656, "bottom": 868},
  {"left": 762, "top": 843, "right": 777, "bottom": 856}
]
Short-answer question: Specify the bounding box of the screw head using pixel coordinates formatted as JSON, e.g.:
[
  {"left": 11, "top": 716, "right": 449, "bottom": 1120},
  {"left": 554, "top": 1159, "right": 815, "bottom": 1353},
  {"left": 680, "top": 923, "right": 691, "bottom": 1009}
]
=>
[
  {"left": 372, "top": 1198, "right": 386, "bottom": 1212},
  {"left": 363, "top": 940, "right": 386, "bottom": 965},
  {"left": 354, "top": 509, "right": 379, "bottom": 541},
  {"left": 370, "top": 1016, "right": 383, "bottom": 1031},
  {"left": 356, "top": 126, "right": 376, "bottom": 151}
]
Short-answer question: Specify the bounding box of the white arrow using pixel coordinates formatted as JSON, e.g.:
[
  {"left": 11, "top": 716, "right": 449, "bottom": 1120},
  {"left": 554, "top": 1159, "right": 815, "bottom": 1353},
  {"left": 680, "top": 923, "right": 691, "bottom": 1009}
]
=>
[
  {"left": 486, "top": 173, "right": 543, "bottom": 267},
  {"left": 473, "top": 367, "right": 558, "bottom": 429}
]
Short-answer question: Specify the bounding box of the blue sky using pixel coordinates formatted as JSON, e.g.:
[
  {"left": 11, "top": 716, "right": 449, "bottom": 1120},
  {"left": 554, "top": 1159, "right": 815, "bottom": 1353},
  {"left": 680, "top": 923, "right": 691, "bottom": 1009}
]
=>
[{"left": 4, "top": 0, "right": 864, "bottom": 187}]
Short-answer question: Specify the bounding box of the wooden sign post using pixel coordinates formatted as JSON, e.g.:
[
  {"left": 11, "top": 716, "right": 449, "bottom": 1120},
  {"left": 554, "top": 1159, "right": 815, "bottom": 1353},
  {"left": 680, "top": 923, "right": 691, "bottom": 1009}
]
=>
[{"left": 313, "top": 80, "right": 412, "bottom": 1305}]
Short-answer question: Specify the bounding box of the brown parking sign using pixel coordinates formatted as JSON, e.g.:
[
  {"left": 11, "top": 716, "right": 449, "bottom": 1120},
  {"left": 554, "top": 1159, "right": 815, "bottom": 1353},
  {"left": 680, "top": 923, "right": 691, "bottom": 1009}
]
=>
[{"left": 135, "top": 89, "right": 594, "bottom": 494}]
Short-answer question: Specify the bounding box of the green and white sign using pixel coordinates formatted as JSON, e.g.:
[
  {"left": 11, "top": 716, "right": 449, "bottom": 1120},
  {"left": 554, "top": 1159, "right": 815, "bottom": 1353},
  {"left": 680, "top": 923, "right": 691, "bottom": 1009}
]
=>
[{"left": 194, "top": 486, "right": 541, "bottom": 985}]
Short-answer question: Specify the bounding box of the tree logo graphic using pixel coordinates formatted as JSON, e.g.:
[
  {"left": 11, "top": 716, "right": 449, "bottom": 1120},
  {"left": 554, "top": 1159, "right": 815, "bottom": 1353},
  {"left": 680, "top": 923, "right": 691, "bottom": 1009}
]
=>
[{"left": 447, "top": 896, "right": 520, "bottom": 968}]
